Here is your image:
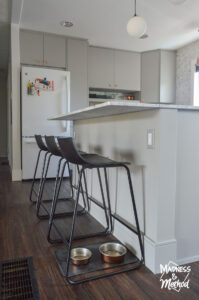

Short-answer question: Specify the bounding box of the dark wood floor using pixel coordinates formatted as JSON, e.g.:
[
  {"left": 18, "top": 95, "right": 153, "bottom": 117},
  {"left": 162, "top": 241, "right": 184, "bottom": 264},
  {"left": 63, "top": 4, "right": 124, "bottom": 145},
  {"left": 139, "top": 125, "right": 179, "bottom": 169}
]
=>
[{"left": 0, "top": 158, "right": 199, "bottom": 300}]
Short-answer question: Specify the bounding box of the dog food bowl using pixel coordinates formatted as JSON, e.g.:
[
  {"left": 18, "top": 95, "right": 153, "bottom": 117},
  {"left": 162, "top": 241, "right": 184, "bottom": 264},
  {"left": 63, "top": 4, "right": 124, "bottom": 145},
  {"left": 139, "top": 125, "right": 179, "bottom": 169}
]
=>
[
  {"left": 70, "top": 248, "right": 92, "bottom": 265},
  {"left": 99, "top": 242, "right": 127, "bottom": 264}
]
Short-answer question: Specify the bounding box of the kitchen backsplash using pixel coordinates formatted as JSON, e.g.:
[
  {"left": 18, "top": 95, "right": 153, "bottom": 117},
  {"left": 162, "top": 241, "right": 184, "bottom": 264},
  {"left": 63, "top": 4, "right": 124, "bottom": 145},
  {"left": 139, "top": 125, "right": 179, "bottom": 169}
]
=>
[
  {"left": 176, "top": 39, "right": 199, "bottom": 105},
  {"left": 89, "top": 88, "right": 141, "bottom": 101}
]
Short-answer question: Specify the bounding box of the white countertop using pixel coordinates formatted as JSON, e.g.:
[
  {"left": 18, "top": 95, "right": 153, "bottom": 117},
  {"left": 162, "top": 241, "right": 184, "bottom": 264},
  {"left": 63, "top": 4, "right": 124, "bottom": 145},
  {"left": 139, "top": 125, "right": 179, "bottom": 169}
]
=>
[{"left": 49, "top": 100, "right": 199, "bottom": 121}]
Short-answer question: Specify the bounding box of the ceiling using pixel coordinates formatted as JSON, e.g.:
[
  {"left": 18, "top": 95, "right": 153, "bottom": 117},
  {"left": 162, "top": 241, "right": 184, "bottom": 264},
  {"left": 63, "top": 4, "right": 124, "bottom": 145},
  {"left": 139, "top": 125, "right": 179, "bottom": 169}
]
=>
[
  {"left": 0, "top": 0, "right": 11, "bottom": 71},
  {"left": 19, "top": 0, "right": 199, "bottom": 52}
]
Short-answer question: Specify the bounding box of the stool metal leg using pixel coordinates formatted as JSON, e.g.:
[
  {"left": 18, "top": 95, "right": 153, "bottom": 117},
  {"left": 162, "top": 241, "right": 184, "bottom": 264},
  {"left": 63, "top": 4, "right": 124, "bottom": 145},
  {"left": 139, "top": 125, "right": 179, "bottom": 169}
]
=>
[
  {"left": 29, "top": 149, "right": 42, "bottom": 203},
  {"left": 76, "top": 165, "right": 87, "bottom": 211},
  {"left": 104, "top": 168, "right": 113, "bottom": 233},
  {"left": 65, "top": 167, "right": 84, "bottom": 282},
  {"left": 97, "top": 168, "right": 110, "bottom": 233},
  {"left": 47, "top": 160, "right": 67, "bottom": 244},
  {"left": 35, "top": 151, "right": 49, "bottom": 207},
  {"left": 67, "top": 162, "right": 74, "bottom": 199},
  {"left": 36, "top": 153, "right": 52, "bottom": 218},
  {"left": 123, "top": 164, "right": 144, "bottom": 261},
  {"left": 82, "top": 169, "right": 90, "bottom": 212},
  {"left": 47, "top": 163, "right": 87, "bottom": 244},
  {"left": 48, "top": 166, "right": 110, "bottom": 244}
]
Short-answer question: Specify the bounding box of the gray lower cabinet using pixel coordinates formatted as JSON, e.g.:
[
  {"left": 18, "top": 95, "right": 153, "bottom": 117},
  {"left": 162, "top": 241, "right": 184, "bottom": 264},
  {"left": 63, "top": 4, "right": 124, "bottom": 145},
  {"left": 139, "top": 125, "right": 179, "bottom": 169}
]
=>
[
  {"left": 88, "top": 47, "right": 114, "bottom": 89},
  {"left": 115, "top": 50, "right": 140, "bottom": 91},
  {"left": 67, "top": 39, "right": 88, "bottom": 111},
  {"left": 44, "top": 34, "right": 66, "bottom": 68},
  {"left": 20, "top": 30, "right": 43, "bottom": 65}
]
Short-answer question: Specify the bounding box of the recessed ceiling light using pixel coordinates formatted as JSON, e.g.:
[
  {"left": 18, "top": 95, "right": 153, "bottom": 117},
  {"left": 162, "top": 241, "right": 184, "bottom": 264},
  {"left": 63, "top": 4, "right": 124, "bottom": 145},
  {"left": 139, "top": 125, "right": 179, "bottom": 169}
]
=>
[{"left": 60, "top": 21, "right": 73, "bottom": 28}]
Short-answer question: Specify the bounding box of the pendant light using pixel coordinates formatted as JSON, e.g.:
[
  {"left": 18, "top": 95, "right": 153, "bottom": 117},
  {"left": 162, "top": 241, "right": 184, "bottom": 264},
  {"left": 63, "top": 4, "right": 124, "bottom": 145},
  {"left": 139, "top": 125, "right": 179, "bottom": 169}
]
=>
[{"left": 127, "top": 0, "right": 147, "bottom": 38}]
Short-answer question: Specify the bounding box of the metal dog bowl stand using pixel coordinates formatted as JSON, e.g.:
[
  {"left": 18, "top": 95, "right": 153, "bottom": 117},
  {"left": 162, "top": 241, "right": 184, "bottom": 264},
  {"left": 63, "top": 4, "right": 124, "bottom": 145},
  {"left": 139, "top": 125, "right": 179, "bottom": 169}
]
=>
[{"left": 55, "top": 240, "right": 141, "bottom": 284}]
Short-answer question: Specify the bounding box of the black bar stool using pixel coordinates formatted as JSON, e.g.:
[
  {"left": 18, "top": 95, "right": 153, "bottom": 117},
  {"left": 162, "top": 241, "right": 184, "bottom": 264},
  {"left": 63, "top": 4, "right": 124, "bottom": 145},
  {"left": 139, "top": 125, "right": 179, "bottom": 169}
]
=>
[
  {"left": 47, "top": 141, "right": 111, "bottom": 244},
  {"left": 54, "top": 137, "right": 144, "bottom": 284},
  {"left": 29, "top": 135, "right": 49, "bottom": 203},
  {"left": 36, "top": 136, "right": 88, "bottom": 220}
]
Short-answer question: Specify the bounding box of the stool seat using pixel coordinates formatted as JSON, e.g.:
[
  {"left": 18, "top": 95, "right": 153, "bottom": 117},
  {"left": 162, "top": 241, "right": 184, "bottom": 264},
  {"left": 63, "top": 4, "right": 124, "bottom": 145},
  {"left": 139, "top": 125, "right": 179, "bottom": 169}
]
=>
[
  {"left": 82, "top": 153, "right": 130, "bottom": 168},
  {"left": 45, "top": 136, "right": 62, "bottom": 157},
  {"left": 35, "top": 135, "right": 48, "bottom": 151}
]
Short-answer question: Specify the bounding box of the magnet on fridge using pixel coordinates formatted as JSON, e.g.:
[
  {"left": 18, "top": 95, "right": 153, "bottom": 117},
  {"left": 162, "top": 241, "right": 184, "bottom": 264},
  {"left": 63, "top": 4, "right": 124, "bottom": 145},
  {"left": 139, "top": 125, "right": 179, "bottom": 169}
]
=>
[{"left": 37, "top": 90, "right": 40, "bottom": 96}]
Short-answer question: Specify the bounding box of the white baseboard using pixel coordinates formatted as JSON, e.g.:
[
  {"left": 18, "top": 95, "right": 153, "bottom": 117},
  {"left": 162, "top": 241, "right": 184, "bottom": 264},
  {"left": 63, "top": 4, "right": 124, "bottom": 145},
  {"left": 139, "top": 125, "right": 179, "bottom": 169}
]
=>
[
  {"left": 12, "top": 169, "right": 22, "bottom": 181},
  {"left": 144, "top": 236, "right": 177, "bottom": 274},
  {"left": 177, "top": 254, "right": 199, "bottom": 266}
]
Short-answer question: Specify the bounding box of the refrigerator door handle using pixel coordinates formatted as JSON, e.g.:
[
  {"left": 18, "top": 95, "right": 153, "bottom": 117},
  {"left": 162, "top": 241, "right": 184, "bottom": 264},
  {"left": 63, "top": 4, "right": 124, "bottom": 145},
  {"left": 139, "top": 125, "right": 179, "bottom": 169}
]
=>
[{"left": 23, "top": 137, "right": 36, "bottom": 144}]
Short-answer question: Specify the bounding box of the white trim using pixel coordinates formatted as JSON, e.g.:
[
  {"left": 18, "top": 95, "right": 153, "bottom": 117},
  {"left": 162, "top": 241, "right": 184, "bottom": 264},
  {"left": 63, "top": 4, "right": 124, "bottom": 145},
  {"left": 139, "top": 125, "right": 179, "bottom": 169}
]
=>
[
  {"left": 144, "top": 236, "right": 177, "bottom": 274},
  {"left": 12, "top": 169, "right": 22, "bottom": 181},
  {"left": 177, "top": 254, "right": 199, "bottom": 266},
  {"left": 11, "top": 0, "right": 24, "bottom": 25}
]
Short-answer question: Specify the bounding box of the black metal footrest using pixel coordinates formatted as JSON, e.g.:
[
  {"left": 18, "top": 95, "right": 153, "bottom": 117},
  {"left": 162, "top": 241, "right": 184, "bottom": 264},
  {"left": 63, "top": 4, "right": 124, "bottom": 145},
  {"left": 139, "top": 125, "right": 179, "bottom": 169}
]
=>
[
  {"left": 38, "top": 198, "right": 85, "bottom": 219},
  {"left": 55, "top": 240, "right": 140, "bottom": 281}
]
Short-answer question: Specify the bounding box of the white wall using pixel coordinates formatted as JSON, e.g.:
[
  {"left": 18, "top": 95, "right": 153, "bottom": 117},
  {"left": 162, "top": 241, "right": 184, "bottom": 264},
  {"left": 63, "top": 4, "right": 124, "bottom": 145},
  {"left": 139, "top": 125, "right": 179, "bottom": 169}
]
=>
[
  {"left": 0, "top": 71, "right": 8, "bottom": 157},
  {"left": 176, "top": 39, "right": 199, "bottom": 105},
  {"left": 10, "top": 24, "right": 21, "bottom": 181}
]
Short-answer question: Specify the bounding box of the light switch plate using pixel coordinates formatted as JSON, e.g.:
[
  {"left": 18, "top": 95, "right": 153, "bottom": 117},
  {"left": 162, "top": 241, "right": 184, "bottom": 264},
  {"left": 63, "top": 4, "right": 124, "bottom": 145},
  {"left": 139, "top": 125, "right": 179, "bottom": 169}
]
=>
[{"left": 147, "top": 129, "right": 155, "bottom": 149}]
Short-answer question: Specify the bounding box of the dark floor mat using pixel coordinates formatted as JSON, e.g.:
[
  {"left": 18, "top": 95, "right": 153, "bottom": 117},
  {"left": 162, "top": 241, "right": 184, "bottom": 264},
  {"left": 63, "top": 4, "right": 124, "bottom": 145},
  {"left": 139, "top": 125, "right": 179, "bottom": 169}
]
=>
[{"left": 0, "top": 257, "right": 40, "bottom": 300}]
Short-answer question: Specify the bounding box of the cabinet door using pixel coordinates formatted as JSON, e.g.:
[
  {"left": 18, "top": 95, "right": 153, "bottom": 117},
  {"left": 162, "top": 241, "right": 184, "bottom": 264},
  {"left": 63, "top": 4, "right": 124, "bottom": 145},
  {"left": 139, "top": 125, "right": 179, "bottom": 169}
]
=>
[
  {"left": 88, "top": 47, "right": 114, "bottom": 89},
  {"left": 20, "top": 30, "right": 43, "bottom": 65},
  {"left": 114, "top": 50, "right": 141, "bottom": 91},
  {"left": 44, "top": 34, "right": 66, "bottom": 68},
  {"left": 67, "top": 39, "right": 88, "bottom": 111},
  {"left": 141, "top": 50, "right": 160, "bottom": 103}
]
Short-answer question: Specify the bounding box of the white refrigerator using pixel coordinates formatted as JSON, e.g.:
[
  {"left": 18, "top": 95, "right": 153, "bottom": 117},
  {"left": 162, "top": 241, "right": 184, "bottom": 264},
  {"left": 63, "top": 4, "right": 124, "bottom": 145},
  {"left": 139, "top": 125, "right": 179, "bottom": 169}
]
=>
[{"left": 21, "top": 66, "right": 71, "bottom": 180}]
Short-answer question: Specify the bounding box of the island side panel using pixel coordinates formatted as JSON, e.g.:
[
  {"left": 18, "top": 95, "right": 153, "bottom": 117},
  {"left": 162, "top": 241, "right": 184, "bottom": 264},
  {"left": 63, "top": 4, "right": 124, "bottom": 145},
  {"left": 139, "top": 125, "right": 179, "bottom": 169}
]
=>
[{"left": 176, "top": 110, "right": 199, "bottom": 265}]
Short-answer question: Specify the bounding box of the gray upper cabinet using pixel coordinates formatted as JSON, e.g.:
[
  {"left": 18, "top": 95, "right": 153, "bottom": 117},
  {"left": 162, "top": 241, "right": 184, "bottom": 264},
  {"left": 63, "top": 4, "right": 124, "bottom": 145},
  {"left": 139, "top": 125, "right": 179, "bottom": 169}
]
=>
[
  {"left": 44, "top": 34, "right": 66, "bottom": 68},
  {"left": 115, "top": 50, "right": 140, "bottom": 91},
  {"left": 20, "top": 30, "right": 43, "bottom": 65},
  {"left": 20, "top": 30, "right": 66, "bottom": 68},
  {"left": 88, "top": 47, "right": 114, "bottom": 89},
  {"left": 88, "top": 46, "right": 141, "bottom": 91},
  {"left": 141, "top": 50, "right": 176, "bottom": 103},
  {"left": 141, "top": 50, "right": 160, "bottom": 102},
  {"left": 67, "top": 39, "right": 88, "bottom": 111}
]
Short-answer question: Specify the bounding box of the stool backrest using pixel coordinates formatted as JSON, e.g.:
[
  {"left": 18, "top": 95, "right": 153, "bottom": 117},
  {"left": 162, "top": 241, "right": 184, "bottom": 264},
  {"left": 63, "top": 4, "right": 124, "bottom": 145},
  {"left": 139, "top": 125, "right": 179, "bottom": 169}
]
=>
[
  {"left": 58, "top": 137, "right": 86, "bottom": 165},
  {"left": 45, "top": 136, "right": 61, "bottom": 157},
  {"left": 35, "top": 135, "right": 48, "bottom": 151}
]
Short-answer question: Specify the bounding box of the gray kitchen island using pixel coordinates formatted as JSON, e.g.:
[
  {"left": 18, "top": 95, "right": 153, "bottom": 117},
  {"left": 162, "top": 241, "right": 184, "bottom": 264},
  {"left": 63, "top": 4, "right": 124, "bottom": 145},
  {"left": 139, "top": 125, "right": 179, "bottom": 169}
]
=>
[{"left": 50, "top": 100, "right": 199, "bottom": 273}]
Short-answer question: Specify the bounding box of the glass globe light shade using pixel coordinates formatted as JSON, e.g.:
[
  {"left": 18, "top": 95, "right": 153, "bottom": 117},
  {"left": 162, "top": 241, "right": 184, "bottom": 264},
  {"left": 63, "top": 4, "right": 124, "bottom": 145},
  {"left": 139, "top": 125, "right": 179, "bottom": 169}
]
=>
[{"left": 127, "top": 16, "right": 147, "bottom": 38}]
